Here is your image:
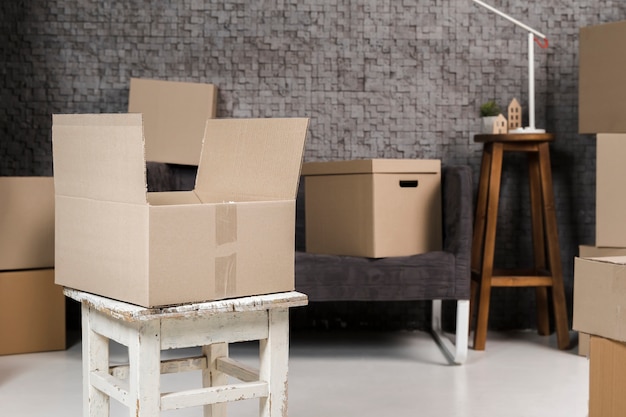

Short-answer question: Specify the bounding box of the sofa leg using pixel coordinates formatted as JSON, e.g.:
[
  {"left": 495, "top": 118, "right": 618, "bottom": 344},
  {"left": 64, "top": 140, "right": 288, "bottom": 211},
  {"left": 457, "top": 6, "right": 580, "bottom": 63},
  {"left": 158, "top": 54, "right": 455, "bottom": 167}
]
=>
[{"left": 431, "top": 299, "right": 469, "bottom": 365}]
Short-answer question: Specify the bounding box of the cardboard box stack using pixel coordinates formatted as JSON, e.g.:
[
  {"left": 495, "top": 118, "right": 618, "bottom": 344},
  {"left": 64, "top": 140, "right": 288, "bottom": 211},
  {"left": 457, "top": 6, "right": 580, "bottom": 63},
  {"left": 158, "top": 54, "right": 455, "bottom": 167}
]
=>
[
  {"left": 301, "top": 159, "right": 442, "bottom": 258},
  {"left": 579, "top": 20, "right": 626, "bottom": 251},
  {"left": 0, "top": 177, "right": 65, "bottom": 355},
  {"left": 575, "top": 19, "right": 626, "bottom": 417},
  {"left": 52, "top": 114, "right": 309, "bottom": 308},
  {"left": 574, "top": 257, "right": 626, "bottom": 416}
]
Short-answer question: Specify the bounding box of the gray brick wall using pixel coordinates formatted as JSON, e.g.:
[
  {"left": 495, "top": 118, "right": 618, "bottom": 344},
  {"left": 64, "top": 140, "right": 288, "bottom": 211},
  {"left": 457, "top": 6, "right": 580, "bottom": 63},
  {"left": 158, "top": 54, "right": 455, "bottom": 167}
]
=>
[{"left": 2, "top": 0, "right": 624, "bottom": 330}]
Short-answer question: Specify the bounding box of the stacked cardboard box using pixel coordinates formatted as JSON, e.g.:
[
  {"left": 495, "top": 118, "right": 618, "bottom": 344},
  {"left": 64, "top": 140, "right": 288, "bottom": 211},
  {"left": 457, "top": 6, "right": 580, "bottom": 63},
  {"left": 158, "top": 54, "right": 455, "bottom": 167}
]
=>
[
  {"left": 577, "top": 20, "right": 626, "bottom": 355},
  {"left": 579, "top": 19, "right": 626, "bottom": 250},
  {"left": 0, "top": 177, "right": 65, "bottom": 355},
  {"left": 574, "top": 257, "right": 626, "bottom": 417},
  {"left": 301, "top": 159, "right": 442, "bottom": 258},
  {"left": 575, "top": 19, "right": 626, "bottom": 417}
]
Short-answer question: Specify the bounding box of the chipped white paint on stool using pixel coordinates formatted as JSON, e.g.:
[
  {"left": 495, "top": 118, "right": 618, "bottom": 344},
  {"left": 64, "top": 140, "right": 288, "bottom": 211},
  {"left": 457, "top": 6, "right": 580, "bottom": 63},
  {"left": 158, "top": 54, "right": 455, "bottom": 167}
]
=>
[{"left": 66, "top": 288, "right": 308, "bottom": 417}]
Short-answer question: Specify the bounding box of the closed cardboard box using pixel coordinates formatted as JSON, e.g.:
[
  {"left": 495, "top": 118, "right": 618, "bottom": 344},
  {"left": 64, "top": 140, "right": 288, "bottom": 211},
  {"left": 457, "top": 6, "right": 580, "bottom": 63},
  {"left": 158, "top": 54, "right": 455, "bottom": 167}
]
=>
[
  {"left": 52, "top": 114, "right": 308, "bottom": 307},
  {"left": 579, "top": 332, "right": 590, "bottom": 357},
  {"left": 573, "top": 256, "right": 626, "bottom": 343},
  {"left": 579, "top": 244, "right": 626, "bottom": 258},
  {"left": 589, "top": 336, "right": 626, "bottom": 417},
  {"left": 0, "top": 177, "right": 54, "bottom": 271},
  {"left": 0, "top": 269, "right": 65, "bottom": 355},
  {"left": 576, "top": 250, "right": 626, "bottom": 356},
  {"left": 596, "top": 134, "right": 626, "bottom": 247},
  {"left": 579, "top": 20, "right": 626, "bottom": 134},
  {"left": 128, "top": 78, "right": 218, "bottom": 166},
  {"left": 301, "top": 159, "right": 442, "bottom": 258}
]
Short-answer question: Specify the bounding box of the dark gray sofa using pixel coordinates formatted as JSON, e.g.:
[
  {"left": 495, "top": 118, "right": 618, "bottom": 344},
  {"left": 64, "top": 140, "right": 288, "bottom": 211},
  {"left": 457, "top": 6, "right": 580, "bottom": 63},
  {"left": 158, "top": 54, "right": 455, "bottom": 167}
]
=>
[
  {"left": 145, "top": 163, "right": 473, "bottom": 363},
  {"left": 294, "top": 165, "right": 473, "bottom": 364}
]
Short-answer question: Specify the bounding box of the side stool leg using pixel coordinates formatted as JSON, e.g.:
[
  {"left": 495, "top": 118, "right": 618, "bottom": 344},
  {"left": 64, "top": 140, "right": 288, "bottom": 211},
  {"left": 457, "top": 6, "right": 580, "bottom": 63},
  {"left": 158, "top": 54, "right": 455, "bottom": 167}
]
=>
[
  {"left": 474, "top": 143, "right": 504, "bottom": 350},
  {"left": 82, "top": 303, "right": 110, "bottom": 417},
  {"left": 203, "top": 343, "right": 229, "bottom": 417},
  {"left": 469, "top": 279, "right": 478, "bottom": 335},
  {"left": 260, "top": 308, "right": 289, "bottom": 417},
  {"left": 528, "top": 151, "right": 550, "bottom": 335},
  {"left": 471, "top": 144, "right": 493, "bottom": 271},
  {"left": 538, "top": 143, "right": 570, "bottom": 349},
  {"left": 128, "top": 320, "right": 161, "bottom": 416}
]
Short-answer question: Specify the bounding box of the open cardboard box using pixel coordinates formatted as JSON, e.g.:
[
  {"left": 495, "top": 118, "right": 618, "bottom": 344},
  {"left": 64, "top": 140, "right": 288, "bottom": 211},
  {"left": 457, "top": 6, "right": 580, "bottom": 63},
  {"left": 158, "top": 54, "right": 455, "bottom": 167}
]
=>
[
  {"left": 128, "top": 78, "right": 218, "bottom": 166},
  {"left": 52, "top": 114, "right": 308, "bottom": 307}
]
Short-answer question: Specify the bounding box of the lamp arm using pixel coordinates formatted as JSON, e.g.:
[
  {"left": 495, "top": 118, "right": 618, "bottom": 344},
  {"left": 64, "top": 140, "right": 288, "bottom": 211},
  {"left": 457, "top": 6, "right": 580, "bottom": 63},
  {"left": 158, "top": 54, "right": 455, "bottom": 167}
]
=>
[{"left": 472, "top": 0, "right": 547, "bottom": 39}]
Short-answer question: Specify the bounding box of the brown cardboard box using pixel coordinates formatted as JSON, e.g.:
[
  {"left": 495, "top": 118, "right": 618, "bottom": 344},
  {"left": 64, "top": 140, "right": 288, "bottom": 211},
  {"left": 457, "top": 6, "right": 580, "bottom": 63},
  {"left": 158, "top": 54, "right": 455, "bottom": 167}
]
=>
[
  {"left": 301, "top": 159, "right": 442, "bottom": 258},
  {"left": 579, "top": 332, "right": 590, "bottom": 357},
  {"left": 128, "top": 78, "right": 218, "bottom": 166},
  {"left": 589, "top": 336, "right": 626, "bottom": 417},
  {"left": 0, "top": 268, "right": 65, "bottom": 355},
  {"left": 577, "top": 247, "right": 626, "bottom": 356},
  {"left": 0, "top": 177, "right": 54, "bottom": 270},
  {"left": 52, "top": 114, "right": 308, "bottom": 307},
  {"left": 579, "top": 244, "right": 626, "bottom": 258},
  {"left": 595, "top": 134, "right": 626, "bottom": 247},
  {"left": 579, "top": 20, "right": 626, "bottom": 134},
  {"left": 573, "top": 256, "right": 626, "bottom": 343}
]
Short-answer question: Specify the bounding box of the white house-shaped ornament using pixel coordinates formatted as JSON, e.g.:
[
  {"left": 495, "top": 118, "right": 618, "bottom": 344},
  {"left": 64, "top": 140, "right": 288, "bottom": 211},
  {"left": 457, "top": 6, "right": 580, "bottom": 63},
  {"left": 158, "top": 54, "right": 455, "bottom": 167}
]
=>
[{"left": 492, "top": 114, "right": 508, "bottom": 134}]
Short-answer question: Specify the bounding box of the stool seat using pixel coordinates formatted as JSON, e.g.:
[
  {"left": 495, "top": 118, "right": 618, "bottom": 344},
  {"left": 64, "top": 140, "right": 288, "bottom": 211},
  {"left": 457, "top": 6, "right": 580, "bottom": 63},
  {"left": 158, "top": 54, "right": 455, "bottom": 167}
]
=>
[
  {"left": 470, "top": 133, "right": 570, "bottom": 351},
  {"left": 474, "top": 133, "right": 555, "bottom": 143},
  {"left": 65, "top": 288, "right": 308, "bottom": 416}
]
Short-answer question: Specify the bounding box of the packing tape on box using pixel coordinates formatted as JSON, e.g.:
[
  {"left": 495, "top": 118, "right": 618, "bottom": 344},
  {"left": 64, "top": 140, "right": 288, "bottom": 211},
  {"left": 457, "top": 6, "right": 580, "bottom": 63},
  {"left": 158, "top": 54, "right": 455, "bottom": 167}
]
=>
[{"left": 215, "top": 203, "right": 237, "bottom": 298}]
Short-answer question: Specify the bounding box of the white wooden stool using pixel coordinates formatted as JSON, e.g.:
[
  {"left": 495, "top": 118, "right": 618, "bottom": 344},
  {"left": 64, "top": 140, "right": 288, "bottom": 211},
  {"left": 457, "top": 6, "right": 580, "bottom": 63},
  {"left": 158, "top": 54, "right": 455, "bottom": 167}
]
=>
[{"left": 64, "top": 288, "right": 308, "bottom": 417}]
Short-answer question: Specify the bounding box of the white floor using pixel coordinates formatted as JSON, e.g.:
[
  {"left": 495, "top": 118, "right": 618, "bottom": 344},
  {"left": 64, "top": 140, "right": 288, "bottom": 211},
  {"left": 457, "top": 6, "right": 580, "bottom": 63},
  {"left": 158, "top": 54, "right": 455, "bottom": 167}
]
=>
[{"left": 0, "top": 329, "right": 588, "bottom": 417}]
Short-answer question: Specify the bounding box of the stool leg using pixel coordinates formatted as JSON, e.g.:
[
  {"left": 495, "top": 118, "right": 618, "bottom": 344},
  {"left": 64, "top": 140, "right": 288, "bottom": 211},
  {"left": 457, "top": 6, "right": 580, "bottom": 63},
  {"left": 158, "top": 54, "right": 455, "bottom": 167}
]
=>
[
  {"left": 470, "top": 144, "right": 492, "bottom": 339},
  {"left": 128, "top": 320, "right": 161, "bottom": 416},
  {"left": 82, "top": 303, "right": 110, "bottom": 417},
  {"left": 472, "top": 144, "right": 493, "bottom": 271},
  {"left": 469, "top": 279, "right": 478, "bottom": 336},
  {"left": 260, "top": 308, "right": 289, "bottom": 417},
  {"left": 528, "top": 152, "right": 550, "bottom": 336},
  {"left": 538, "top": 143, "right": 570, "bottom": 350},
  {"left": 203, "top": 343, "right": 229, "bottom": 417},
  {"left": 474, "top": 143, "right": 504, "bottom": 351}
]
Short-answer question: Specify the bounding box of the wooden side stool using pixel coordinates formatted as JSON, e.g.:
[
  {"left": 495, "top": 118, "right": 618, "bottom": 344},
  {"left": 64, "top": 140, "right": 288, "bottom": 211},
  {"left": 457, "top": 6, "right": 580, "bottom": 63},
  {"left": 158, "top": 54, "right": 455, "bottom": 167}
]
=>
[
  {"left": 64, "top": 288, "right": 308, "bottom": 416},
  {"left": 470, "top": 133, "right": 570, "bottom": 351}
]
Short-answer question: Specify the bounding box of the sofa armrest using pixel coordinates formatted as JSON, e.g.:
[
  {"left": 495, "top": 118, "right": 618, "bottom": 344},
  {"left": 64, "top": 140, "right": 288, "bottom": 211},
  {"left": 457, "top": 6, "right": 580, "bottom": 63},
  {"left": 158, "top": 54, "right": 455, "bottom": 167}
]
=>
[{"left": 441, "top": 165, "right": 473, "bottom": 296}]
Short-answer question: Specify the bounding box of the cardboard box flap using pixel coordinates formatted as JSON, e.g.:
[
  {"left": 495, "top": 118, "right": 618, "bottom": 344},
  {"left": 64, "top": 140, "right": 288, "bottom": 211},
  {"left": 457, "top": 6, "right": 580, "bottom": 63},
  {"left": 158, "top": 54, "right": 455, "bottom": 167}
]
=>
[
  {"left": 195, "top": 118, "right": 309, "bottom": 202},
  {"left": 52, "top": 114, "right": 148, "bottom": 204},
  {"left": 582, "top": 256, "right": 626, "bottom": 265},
  {"left": 128, "top": 78, "right": 218, "bottom": 166},
  {"left": 301, "top": 159, "right": 441, "bottom": 176}
]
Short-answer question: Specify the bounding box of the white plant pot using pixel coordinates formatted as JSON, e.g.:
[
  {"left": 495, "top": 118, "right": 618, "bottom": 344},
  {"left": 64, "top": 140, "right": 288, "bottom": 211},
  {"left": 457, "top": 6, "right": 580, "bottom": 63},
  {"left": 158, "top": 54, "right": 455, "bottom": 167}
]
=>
[{"left": 481, "top": 116, "right": 498, "bottom": 134}]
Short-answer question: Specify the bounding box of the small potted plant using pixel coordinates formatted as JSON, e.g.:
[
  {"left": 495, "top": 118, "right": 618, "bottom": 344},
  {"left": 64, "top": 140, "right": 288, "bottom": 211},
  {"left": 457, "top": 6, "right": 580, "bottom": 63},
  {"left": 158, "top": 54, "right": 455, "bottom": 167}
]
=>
[{"left": 480, "top": 100, "right": 502, "bottom": 133}]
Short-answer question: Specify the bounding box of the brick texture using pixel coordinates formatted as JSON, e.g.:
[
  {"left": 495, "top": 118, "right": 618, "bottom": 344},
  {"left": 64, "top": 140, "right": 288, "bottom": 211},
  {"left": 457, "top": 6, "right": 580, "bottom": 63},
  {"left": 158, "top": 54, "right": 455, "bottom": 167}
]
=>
[{"left": 2, "top": 0, "right": 624, "bottom": 330}]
